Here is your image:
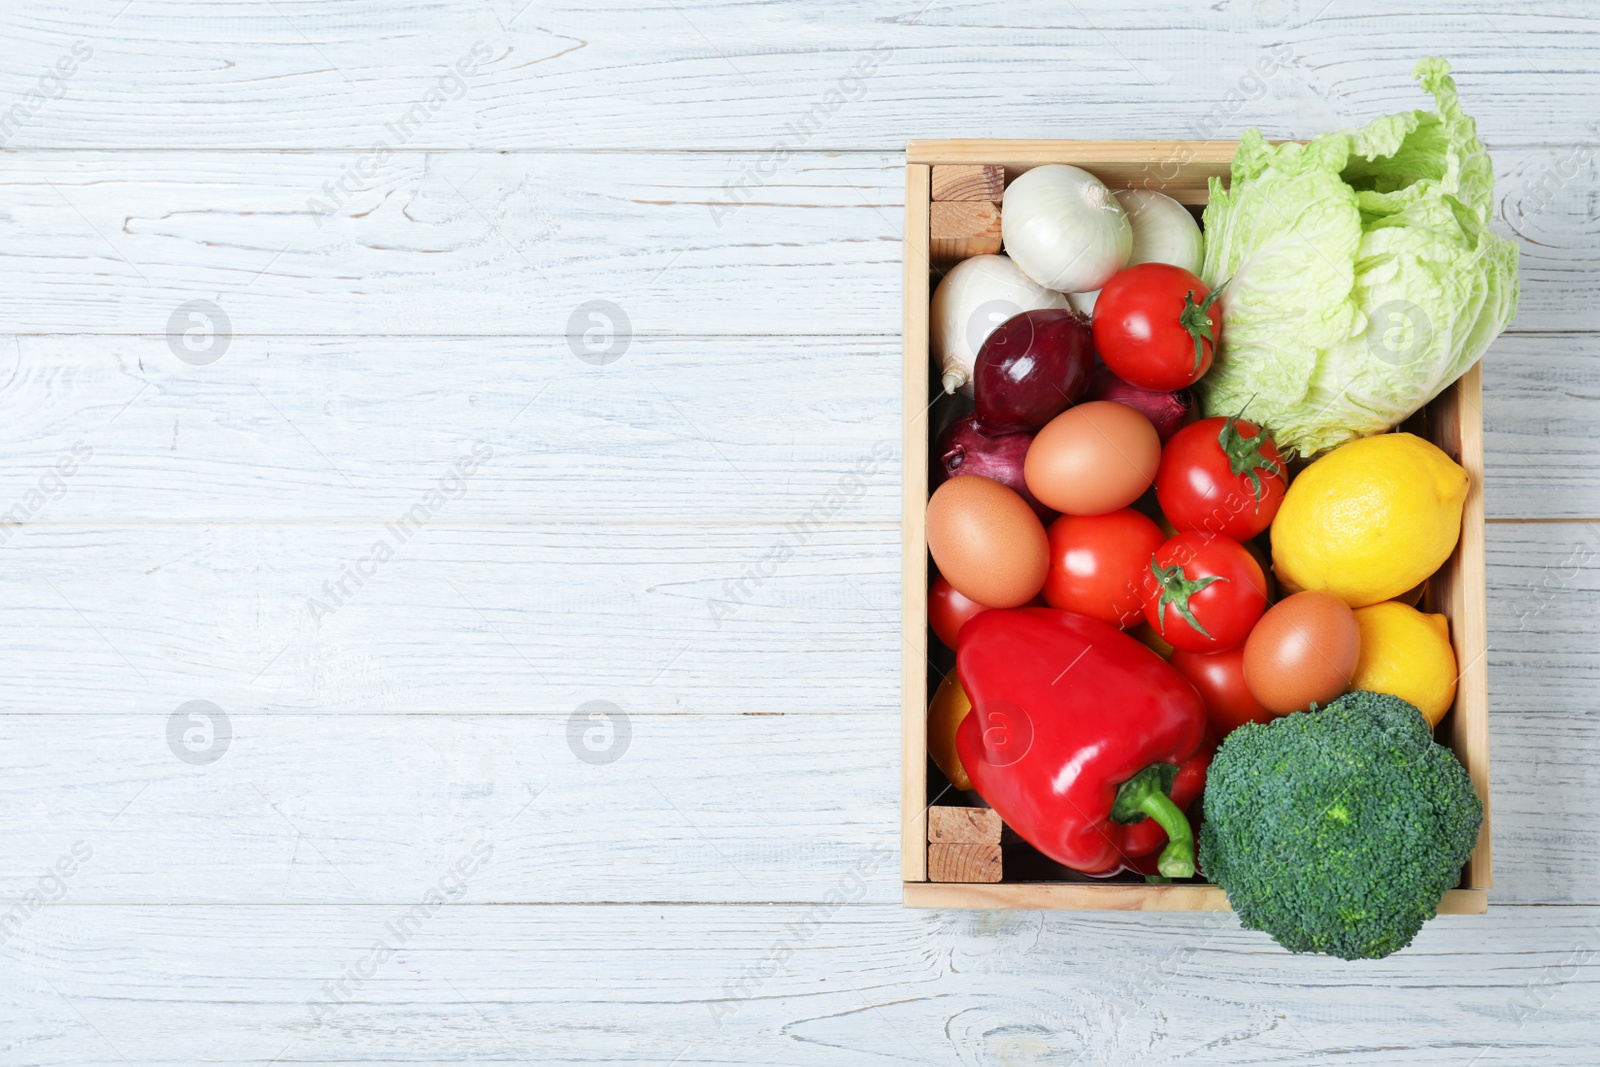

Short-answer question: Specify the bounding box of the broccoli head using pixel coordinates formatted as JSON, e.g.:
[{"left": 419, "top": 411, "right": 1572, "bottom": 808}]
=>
[{"left": 1199, "top": 690, "right": 1483, "bottom": 960}]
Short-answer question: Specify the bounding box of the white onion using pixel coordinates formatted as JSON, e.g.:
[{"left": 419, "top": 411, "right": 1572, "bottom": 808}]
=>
[
  {"left": 1114, "top": 188, "right": 1205, "bottom": 274},
  {"left": 1001, "top": 164, "right": 1131, "bottom": 293},
  {"left": 929, "top": 254, "right": 1069, "bottom": 394},
  {"left": 1066, "top": 289, "right": 1099, "bottom": 316}
]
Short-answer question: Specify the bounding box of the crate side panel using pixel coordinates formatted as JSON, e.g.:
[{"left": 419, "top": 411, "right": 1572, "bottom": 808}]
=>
[{"left": 902, "top": 164, "right": 932, "bottom": 884}]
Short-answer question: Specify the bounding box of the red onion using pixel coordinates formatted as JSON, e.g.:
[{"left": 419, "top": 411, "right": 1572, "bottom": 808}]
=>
[
  {"left": 1084, "top": 365, "right": 1196, "bottom": 444},
  {"left": 973, "top": 309, "right": 1096, "bottom": 434},
  {"left": 932, "top": 415, "right": 1056, "bottom": 523}
]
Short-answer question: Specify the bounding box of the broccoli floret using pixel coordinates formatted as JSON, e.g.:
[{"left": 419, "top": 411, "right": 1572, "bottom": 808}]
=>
[{"left": 1198, "top": 690, "right": 1483, "bottom": 960}]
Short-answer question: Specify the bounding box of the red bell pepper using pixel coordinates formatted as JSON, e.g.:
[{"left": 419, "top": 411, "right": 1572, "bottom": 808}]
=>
[{"left": 955, "top": 607, "right": 1210, "bottom": 877}]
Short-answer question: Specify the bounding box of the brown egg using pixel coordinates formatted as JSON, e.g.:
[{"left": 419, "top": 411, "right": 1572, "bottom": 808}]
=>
[
  {"left": 1243, "top": 591, "right": 1361, "bottom": 715},
  {"left": 1024, "top": 401, "right": 1160, "bottom": 515},
  {"left": 925, "top": 475, "right": 1048, "bottom": 608}
]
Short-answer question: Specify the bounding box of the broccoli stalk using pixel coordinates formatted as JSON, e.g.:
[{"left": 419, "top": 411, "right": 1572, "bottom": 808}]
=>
[
  {"left": 1111, "top": 763, "right": 1195, "bottom": 879},
  {"left": 1199, "top": 690, "right": 1483, "bottom": 960}
]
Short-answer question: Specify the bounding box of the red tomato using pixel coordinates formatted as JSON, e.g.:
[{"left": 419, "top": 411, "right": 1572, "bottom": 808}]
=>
[
  {"left": 1156, "top": 416, "right": 1288, "bottom": 541},
  {"left": 1142, "top": 531, "right": 1268, "bottom": 653},
  {"left": 1042, "top": 509, "right": 1165, "bottom": 628},
  {"left": 928, "top": 575, "right": 993, "bottom": 649},
  {"left": 1169, "top": 645, "right": 1278, "bottom": 738},
  {"left": 1092, "top": 263, "right": 1222, "bottom": 391}
]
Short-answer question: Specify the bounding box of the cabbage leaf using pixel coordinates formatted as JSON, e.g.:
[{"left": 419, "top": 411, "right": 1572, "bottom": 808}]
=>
[{"left": 1199, "top": 58, "right": 1520, "bottom": 457}]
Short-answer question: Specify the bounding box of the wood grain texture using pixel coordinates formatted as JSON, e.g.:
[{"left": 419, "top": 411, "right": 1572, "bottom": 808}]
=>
[
  {"left": 927, "top": 807, "right": 1001, "bottom": 844},
  {"left": 926, "top": 843, "right": 1001, "bottom": 882},
  {"left": 0, "top": 334, "right": 1580, "bottom": 521},
  {"left": 0, "top": 151, "right": 905, "bottom": 337},
  {"left": 0, "top": 713, "right": 904, "bottom": 904},
  {"left": 0, "top": 525, "right": 1589, "bottom": 905},
  {"left": 0, "top": 333, "right": 1586, "bottom": 521},
  {"left": 3, "top": 903, "right": 1597, "bottom": 1067},
  {"left": 0, "top": 697, "right": 1591, "bottom": 906},
  {"left": 910, "top": 138, "right": 1235, "bottom": 203},
  {"left": 900, "top": 165, "right": 931, "bottom": 883},
  {"left": 907, "top": 883, "right": 1487, "bottom": 914},
  {"left": 0, "top": 335, "right": 901, "bottom": 524},
  {"left": 1433, "top": 365, "right": 1493, "bottom": 888},
  {"left": 928, "top": 201, "right": 1001, "bottom": 264},
  {"left": 1477, "top": 333, "right": 1600, "bottom": 518},
  {"left": 4, "top": 1, "right": 1599, "bottom": 149},
  {"left": 0, "top": 524, "right": 908, "bottom": 715},
  {"left": 0, "top": 148, "right": 1592, "bottom": 335},
  {"left": 930, "top": 164, "right": 1003, "bottom": 202},
  {"left": 1485, "top": 524, "right": 1600, "bottom": 713},
  {"left": 0, "top": 521, "right": 1587, "bottom": 718},
  {"left": 0, "top": 2, "right": 1595, "bottom": 1060}
]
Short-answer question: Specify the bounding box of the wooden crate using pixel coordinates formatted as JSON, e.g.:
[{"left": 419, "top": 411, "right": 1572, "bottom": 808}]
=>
[{"left": 901, "top": 140, "right": 1491, "bottom": 913}]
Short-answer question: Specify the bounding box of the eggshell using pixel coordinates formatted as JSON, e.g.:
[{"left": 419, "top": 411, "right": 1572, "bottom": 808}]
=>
[
  {"left": 1024, "top": 401, "right": 1160, "bottom": 515},
  {"left": 1242, "top": 591, "right": 1361, "bottom": 714},
  {"left": 925, "top": 475, "right": 1049, "bottom": 608}
]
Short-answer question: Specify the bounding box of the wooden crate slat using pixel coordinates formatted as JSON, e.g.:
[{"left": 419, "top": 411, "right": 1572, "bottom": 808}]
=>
[
  {"left": 901, "top": 163, "right": 932, "bottom": 884},
  {"left": 928, "top": 806, "right": 1002, "bottom": 844},
  {"left": 931, "top": 164, "right": 1004, "bottom": 201},
  {"left": 928, "top": 843, "right": 1002, "bottom": 883},
  {"left": 1427, "top": 363, "right": 1493, "bottom": 889},
  {"left": 929, "top": 201, "right": 1002, "bottom": 264},
  {"left": 905, "top": 884, "right": 1488, "bottom": 914}
]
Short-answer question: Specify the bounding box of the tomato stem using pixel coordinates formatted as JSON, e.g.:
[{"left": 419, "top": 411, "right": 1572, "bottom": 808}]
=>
[
  {"left": 1177, "top": 287, "right": 1224, "bottom": 375},
  {"left": 1217, "top": 411, "right": 1283, "bottom": 506},
  {"left": 1150, "top": 557, "right": 1226, "bottom": 639}
]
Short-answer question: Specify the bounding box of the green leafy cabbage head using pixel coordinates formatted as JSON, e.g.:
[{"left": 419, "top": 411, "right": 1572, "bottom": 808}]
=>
[{"left": 1199, "top": 58, "right": 1520, "bottom": 457}]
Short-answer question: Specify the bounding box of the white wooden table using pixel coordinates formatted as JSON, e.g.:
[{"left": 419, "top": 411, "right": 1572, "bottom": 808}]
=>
[{"left": 0, "top": 2, "right": 1596, "bottom": 1063}]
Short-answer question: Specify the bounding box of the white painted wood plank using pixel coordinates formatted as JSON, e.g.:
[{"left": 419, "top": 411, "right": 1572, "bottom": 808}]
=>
[
  {"left": 1492, "top": 710, "right": 1600, "bottom": 904},
  {"left": 0, "top": 2, "right": 1590, "bottom": 1048},
  {"left": 0, "top": 521, "right": 1587, "bottom": 906},
  {"left": 3, "top": 903, "right": 1598, "bottom": 1066},
  {"left": 1, "top": 1, "right": 1596, "bottom": 149},
  {"left": 0, "top": 524, "right": 906, "bottom": 716},
  {"left": 0, "top": 152, "right": 905, "bottom": 337},
  {"left": 0, "top": 704, "right": 1587, "bottom": 905},
  {"left": 0, "top": 522, "right": 1586, "bottom": 716},
  {"left": 1486, "top": 522, "right": 1600, "bottom": 713},
  {"left": 0, "top": 335, "right": 901, "bottom": 524},
  {"left": 0, "top": 713, "right": 902, "bottom": 904},
  {"left": 0, "top": 149, "right": 1588, "bottom": 335},
  {"left": 1481, "top": 334, "right": 1600, "bottom": 519},
  {"left": 0, "top": 331, "right": 1584, "bottom": 522}
]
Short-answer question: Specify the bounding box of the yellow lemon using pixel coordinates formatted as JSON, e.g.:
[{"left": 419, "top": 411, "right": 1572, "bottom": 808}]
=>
[
  {"left": 1350, "top": 601, "right": 1458, "bottom": 726},
  {"left": 1271, "top": 433, "right": 1467, "bottom": 607}
]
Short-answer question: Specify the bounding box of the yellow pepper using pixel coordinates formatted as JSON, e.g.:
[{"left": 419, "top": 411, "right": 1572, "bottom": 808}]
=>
[{"left": 928, "top": 672, "right": 974, "bottom": 791}]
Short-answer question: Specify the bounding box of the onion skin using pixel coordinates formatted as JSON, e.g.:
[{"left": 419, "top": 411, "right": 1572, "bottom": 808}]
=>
[
  {"left": 973, "top": 309, "right": 1096, "bottom": 434},
  {"left": 1084, "top": 365, "right": 1196, "bottom": 445},
  {"left": 929, "top": 254, "right": 1069, "bottom": 395},
  {"left": 933, "top": 415, "right": 1057, "bottom": 523},
  {"left": 1001, "top": 164, "right": 1131, "bottom": 293},
  {"left": 1114, "top": 188, "right": 1204, "bottom": 275}
]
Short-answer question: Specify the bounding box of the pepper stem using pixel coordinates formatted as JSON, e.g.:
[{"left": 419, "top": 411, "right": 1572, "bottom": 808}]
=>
[{"left": 1110, "top": 763, "right": 1196, "bottom": 879}]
